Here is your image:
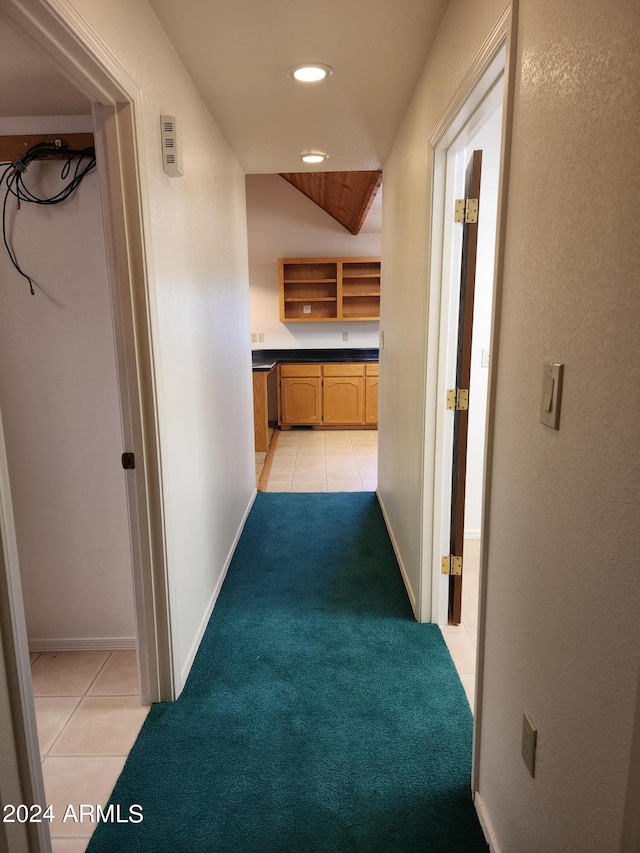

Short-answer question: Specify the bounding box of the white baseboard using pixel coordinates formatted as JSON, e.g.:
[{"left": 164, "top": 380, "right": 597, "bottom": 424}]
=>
[
  {"left": 474, "top": 791, "right": 501, "bottom": 853},
  {"left": 177, "top": 489, "right": 258, "bottom": 694},
  {"left": 465, "top": 528, "right": 481, "bottom": 540},
  {"left": 28, "top": 637, "right": 136, "bottom": 652},
  {"left": 376, "top": 490, "right": 418, "bottom": 620}
]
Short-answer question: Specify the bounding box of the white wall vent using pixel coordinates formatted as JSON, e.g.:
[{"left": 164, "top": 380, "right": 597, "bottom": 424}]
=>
[{"left": 160, "top": 115, "right": 183, "bottom": 177}]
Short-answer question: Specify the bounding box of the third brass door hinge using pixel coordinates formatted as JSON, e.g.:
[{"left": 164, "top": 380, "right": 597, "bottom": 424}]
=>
[
  {"left": 446, "top": 388, "right": 469, "bottom": 411},
  {"left": 441, "top": 555, "right": 463, "bottom": 576},
  {"left": 454, "top": 198, "right": 478, "bottom": 223}
]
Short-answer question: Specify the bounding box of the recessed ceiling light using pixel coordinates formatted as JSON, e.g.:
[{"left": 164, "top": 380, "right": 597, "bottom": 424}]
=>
[
  {"left": 287, "top": 63, "right": 334, "bottom": 83},
  {"left": 299, "top": 152, "right": 328, "bottom": 164}
]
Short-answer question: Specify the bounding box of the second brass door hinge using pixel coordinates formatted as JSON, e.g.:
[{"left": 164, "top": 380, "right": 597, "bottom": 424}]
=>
[
  {"left": 441, "top": 555, "right": 463, "bottom": 576},
  {"left": 446, "top": 388, "right": 469, "bottom": 411},
  {"left": 454, "top": 198, "right": 478, "bottom": 223}
]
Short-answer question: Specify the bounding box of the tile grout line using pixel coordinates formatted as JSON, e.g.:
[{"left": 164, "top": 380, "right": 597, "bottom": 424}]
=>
[
  {"left": 40, "top": 651, "right": 114, "bottom": 760},
  {"left": 31, "top": 651, "right": 146, "bottom": 853},
  {"left": 42, "top": 695, "right": 83, "bottom": 762}
]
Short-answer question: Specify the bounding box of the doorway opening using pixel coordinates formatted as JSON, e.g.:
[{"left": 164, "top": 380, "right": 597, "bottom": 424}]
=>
[
  {"left": 0, "top": 95, "right": 151, "bottom": 853},
  {"left": 246, "top": 173, "right": 382, "bottom": 495},
  {"left": 421, "top": 38, "right": 509, "bottom": 715},
  {"left": 0, "top": 2, "right": 172, "bottom": 848},
  {"left": 438, "top": 84, "right": 503, "bottom": 712}
]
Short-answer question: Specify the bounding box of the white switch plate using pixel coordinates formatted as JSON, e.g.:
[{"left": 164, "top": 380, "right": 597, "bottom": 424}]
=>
[
  {"left": 540, "top": 362, "right": 564, "bottom": 430},
  {"left": 251, "top": 333, "right": 257, "bottom": 343},
  {"left": 521, "top": 711, "right": 537, "bottom": 777},
  {"left": 258, "top": 333, "right": 264, "bottom": 342},
  {"left": 481, "top": 348, "right": 490, "bottom": 368},
  {"left": 343, "top": 332, "right": 349, "bottom": 341}
]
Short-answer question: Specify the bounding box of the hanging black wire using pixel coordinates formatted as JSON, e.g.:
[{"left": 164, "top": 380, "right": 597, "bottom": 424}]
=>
[{"left": 1, "top": 140, "right": 96, "bottom": 294}]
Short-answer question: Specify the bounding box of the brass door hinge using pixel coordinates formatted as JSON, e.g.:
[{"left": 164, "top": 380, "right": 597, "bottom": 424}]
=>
[
  {"left": 441, "top": 555, "right": 463, "bottom": 576},
  {"left": 454, "top": 198, "right": 478, "bottom": 224},
  {"left": 446, "top": 388, "right": 469, "bottom": 411}
]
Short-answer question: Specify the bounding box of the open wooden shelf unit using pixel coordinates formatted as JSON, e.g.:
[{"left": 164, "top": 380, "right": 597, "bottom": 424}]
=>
[{"left": 279, "top": 257, "right": 381, "bottom": 322}]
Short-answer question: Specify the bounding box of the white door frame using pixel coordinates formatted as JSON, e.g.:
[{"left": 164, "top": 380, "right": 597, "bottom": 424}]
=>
[
  {"left": 0, "top": 1, "right": 173, "bottom": 847},
  {"left": 429, "top": 63, "right": 505, "bottom": 627},
  {"left": 0, "top": 409, "right": 46, "bottom": 852},
  {"left": 418, "top": 0, "right": 518, "bottom": 792}
]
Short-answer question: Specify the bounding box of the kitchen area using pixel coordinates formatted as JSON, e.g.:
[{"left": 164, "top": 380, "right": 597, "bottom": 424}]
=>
[{"left": 247, "top": 173, "right": 382, "bottom": 491}]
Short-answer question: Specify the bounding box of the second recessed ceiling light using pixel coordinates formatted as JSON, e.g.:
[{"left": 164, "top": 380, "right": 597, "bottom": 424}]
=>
[
  {"left": 288, "top": 63, "right": 333, "bottom": 83},
  {"left": 300, "top": 153, "right": 328, "bottom": 164}
]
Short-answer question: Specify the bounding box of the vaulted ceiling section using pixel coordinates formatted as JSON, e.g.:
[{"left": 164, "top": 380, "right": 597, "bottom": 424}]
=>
[{"left": 279, "top": 170, "right": 382, "bottom": 235}]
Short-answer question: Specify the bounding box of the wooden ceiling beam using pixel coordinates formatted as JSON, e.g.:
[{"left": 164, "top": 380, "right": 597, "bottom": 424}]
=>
[{"left": 279, "top": 170, "right": 382, "bottom": 235}]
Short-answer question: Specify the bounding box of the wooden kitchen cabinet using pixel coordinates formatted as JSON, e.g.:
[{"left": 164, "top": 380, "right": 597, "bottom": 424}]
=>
[
  {"left": 279, "top": 364, "right": 322, "bottom": 425},
  {"left": 277, "top": 362, "right": 377, "bottom": 428},
  {"left": 323, "top": 364, "right": 365, "bottom": 425},
  {"left": 365, "top": 363, "right": 379, "bottom": 425}
]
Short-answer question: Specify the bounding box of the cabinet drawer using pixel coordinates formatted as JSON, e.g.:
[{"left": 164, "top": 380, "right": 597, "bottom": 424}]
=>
[
  {"left": 323, "top": 363, "right": 364, "bottom": 377},
  {"left": 365, "top": 363, "right": 379, "bottom": 376},
  {"left": 280, "top": 364, "right": 322, "bottom": 378}
]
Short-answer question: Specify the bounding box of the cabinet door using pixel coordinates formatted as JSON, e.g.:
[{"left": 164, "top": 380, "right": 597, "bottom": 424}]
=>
[
  {"left": 365, "top": 376, "right": 379, "bottom": 425},
  {"left": 280, "top": 377, "right": 322, "bottom": 424},
  {"left": 323, "top": 377, "right": 365, "bottom": 425}
]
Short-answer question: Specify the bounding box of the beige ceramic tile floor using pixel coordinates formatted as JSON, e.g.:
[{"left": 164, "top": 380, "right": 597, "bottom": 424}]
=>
[
  {"left": 260, "top": 428, "right": 378, "bottom": 492},
  {"left": 30, "top": 650, "right": 148, "bottom": 852}
]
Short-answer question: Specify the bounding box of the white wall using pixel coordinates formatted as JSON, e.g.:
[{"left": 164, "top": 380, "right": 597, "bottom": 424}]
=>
[
  {"left": 53, "top": 0, "right": 256, "bottom": 691},
  {"left": 463, "top": 101, "right": 502, "bottom": 539},
  {"left": 247, "top": 173, "right": 380, "bottom": 350},
  {"left": 0, "top": 114, "right": 135, "bottom": 648},
  {"left": 380, "top": 0, "right": 640, "bottom": 849}
]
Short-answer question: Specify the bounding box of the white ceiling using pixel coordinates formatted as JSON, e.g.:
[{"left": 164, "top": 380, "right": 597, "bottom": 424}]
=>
[
  {"left": 0, "top": 15, "right": 90, "bottom": 117},
  {"left": 147, "top": 0, "right": 450, "bottom": 173},
  {"left": 0, "top": 0, "right": 448, "bottom": 234}
]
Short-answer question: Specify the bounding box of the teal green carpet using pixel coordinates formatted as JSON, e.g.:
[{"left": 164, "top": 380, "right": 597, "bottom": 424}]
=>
[{"left": 87, "top": 493, "right": 487, "bottom": 852}]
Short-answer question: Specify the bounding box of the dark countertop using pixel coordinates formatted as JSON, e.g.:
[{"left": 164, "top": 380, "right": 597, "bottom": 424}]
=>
[{"left": 252, "top": 348, "right": 379, "bottom": 372}]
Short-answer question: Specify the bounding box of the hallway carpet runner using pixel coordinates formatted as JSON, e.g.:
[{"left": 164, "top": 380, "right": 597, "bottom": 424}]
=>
[{"left": 87, "top": 492, "right": 487, "bottom": 852}]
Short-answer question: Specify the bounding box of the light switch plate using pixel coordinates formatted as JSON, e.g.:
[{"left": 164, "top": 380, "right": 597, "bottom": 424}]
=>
[
  {"left": 540, "top": 362, "right": 564, "bottom": 430},
  {"left": 521, "top": 711, "right": 537, "bottom": 777}
]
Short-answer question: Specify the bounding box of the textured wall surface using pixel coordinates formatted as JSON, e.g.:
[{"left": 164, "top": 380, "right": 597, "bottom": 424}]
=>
[
  {"left": 478, "top": 1, "right": 640, "bottom": 849},
  {"left": 246, "top": 174, "right": 380, "bottom": 351},
  {"left": 381, "top": 0, "right": 640, "bottom": 848}
]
